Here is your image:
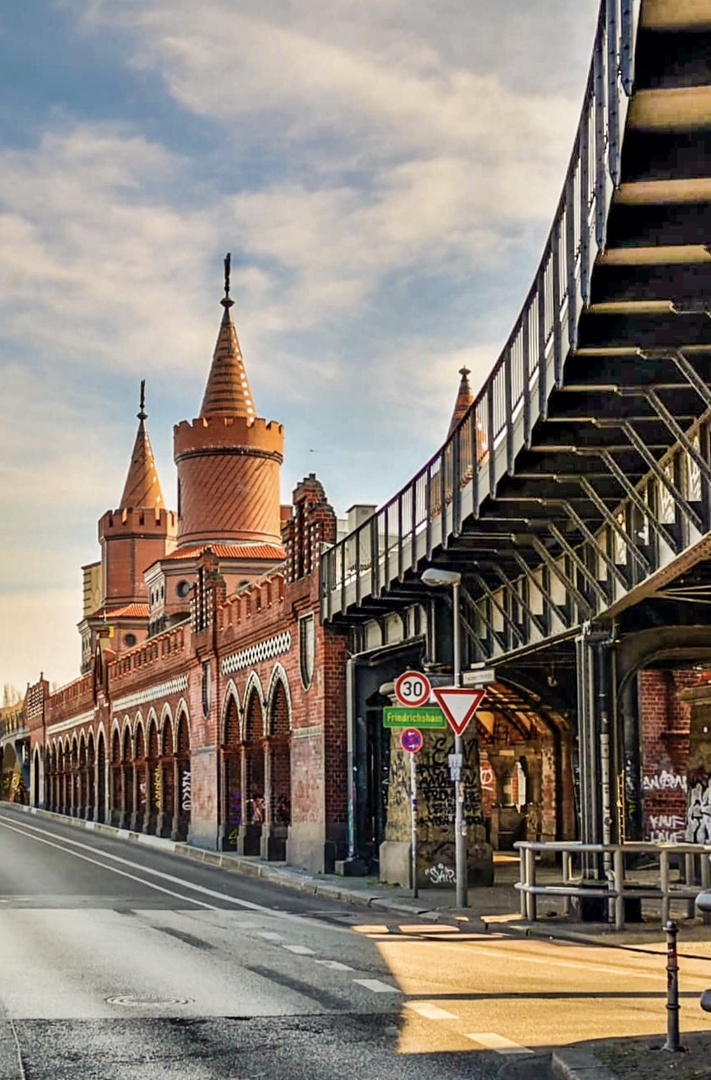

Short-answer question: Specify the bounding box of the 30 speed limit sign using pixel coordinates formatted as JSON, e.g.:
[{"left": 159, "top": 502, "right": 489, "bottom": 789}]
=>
[{"left": 394, "top": 670, "right": 431, "bottom": 708}]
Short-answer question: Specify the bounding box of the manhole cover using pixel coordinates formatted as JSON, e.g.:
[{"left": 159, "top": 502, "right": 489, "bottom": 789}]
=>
[{"left": 106, "top": 995, "right": 194, "bottom": 1007}]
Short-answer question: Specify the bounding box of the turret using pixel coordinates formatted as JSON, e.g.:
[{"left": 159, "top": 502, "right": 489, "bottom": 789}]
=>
[{"left": 173, "top": 255, "right": 284, "bottom": 549}]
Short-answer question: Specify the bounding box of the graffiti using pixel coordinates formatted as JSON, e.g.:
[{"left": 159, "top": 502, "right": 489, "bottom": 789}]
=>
[
  {"left": 642, "top": 770, "right": 687, "bottom": 793},
  {"left": 152, "top": 767, "right": 161, "bottom": 810},
  {"left": 424, "top": 862, "right": 456, "bottom": 885},
  {"left": 227, "top": 828, "right": 239, "bottom": 847},
  {"left": 647, "top": 814, "right": 686, "bottom": 843},
  {"left": 686, "top": 771, "right": 711, "bottom": 844},
  {"left": 181, "top": 770, "right": 191, "bottom": 811},
  {"left": 138, "top": 778, "right": 147, "bottom": 808},
  {"left": 228, "top": 788, "right": 242, "bottom": 825},
  {"left": 480, "top": 764, "right": 495, "bottom": 793}
]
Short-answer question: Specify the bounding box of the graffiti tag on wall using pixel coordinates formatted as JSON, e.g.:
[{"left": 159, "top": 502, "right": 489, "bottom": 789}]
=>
[
  {"left": 647, "top": 814, "right": 686, "bottom": 843},
  {"left": 686, "top": 769, "right": 711, "bottom": 844},
  {"left": 642, "top": 770, "right": 687, "bottom": 793},
  {"left": 181, "top": 770, "right": 192, "bottom": 812}
]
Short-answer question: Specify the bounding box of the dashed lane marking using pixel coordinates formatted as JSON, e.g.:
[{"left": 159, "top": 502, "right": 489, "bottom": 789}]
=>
[
  {"left": 464, "top": 1033, "right": 534, "bottom": 1055},
  {"left": 282, "top": 944, "right": 315, "bottom": 955},
  {"left": 313, "top": 960, "right": 353, "bottom": 971},
  {"left": 256, "top": 932, "right": 284, "bottom": 941},
  {"left": 353, "top": 979, "right": 400, "bottom": 993},
  {"left": 405, "top": 1002, "right": 459, "bottom": 1020}
]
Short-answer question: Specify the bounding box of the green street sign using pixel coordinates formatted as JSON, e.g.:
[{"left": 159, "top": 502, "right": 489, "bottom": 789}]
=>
[{"left": 383, "top": 706, "right": 446, "bottom": 729}]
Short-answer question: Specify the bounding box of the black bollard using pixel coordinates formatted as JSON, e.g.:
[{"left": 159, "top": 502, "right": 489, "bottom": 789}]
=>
[{"left": 663, "top": 920, "right": 683, "bottom": 1053}]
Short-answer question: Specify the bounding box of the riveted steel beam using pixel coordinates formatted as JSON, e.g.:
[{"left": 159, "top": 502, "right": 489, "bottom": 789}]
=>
[
  {"left": 600, "top": 450, "right": 680, "bottom": 553},
  {"left": 473, "top": 572, "right": 526, "bottom": 649},
  {"left": 561, "top": 501, "right": 629, "bottom": 590},
  {"left": 548, "top": 522, "right": 610, "bottom": 608},
  {"left": 511, "top": 548, "right": 569, "bottom": 629},
  {"left": 579, "top": 477, "right": 651, "bottom": 574},
  {"left": 644, "top": 389, "right": 711, "bottom": 489},
  {"left": 620, "top": 421, "right": 704, "bottom": 532},
  {"left": 489, "top": 563, "right": 548, "bottom": 638}
]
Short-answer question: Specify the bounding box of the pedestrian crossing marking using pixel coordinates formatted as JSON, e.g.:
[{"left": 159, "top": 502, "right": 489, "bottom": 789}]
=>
[
  {"left": 464, "top": 1032, "right": 533, "bottom": 1055},
  {"left": 353, "top": 979, "right": 400, "bottom": 993},
  {"left": 405, "top": 1002, "right": 459, "bottom": 1020}
]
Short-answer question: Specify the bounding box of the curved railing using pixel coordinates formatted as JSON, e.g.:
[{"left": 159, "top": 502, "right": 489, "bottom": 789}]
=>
[{"left": 321, "top": 0, "right": 640, "bottom": 620}]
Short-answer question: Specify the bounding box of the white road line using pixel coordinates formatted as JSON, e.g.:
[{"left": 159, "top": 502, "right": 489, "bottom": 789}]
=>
[
  {"left": 405, "top": 1002, "right": 459, "bottom": 1020},
  {"left": 465, "top": 1033, "right": 534, "bottom": 1055},
  {"left": 353, "top": 979, "right": 400, "bottom": 993},
  {"left": 256, "top": 932, "right": 284, "bottom": 941},
  {"left": 0, "top": 819, "right": 217, "bottom": 910},
  {"left": 313, "top": 960, "right": 353, "bottom": 971},
  {"left": 282, "top": 945, "right": 314, "bottom": 955}
]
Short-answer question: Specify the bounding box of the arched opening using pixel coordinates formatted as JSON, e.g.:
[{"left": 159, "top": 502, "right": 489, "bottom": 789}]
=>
[
  {"left": 159, "top": 716, "right": 175, "bottom": 839},
  {"left": 87, "top": 732, "right": 96, "bottom": 820},
  {"left": 96, "top": 730, "right": 106, "bottom": 824},
  {"left": 221, "top": 696, "right": 241, "bottom": 851},
  {"left": 134, "top": 724, "right": 146, "bottom": 832},
  {"left": 110, "top": 730, "right": 122, "bottom": 826},
  {"left": 243, "top": 690, "right": 264, "bottom": 855},
  {"left": 122, "top": 727, "right": 134, "bottom": 827},
  {"left": 266, "top": 679, "right": 291, "bottom": 861},
  {"left": 176, "top": 712, "right": 191, "bottom": 842},
  {"left": 70, "top": 737, "right": 79, "bottom": 816},
  {"left": 78, "top": 735, "right": 87, "bottom": 818},
  {"left": 33, "top": 748, "right": 41, "bottom": 808},
  {"left": 146, "top": 719, "right": 159, "bottom": 835}
]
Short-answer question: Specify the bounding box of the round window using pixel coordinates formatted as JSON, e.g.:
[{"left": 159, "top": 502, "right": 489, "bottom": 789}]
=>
[
  {"left": 176, "top": 579, "right": 191, "bottom": 599},
  {"left": 124, "top": 633, "right": 137, "bottom": 648}
]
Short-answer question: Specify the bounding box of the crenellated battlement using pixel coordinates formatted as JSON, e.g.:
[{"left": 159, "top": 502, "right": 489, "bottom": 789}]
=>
[
  {"left": 174, "top": 415, "right": 283, "bottom": 462},
  {"left": 98, "top": 507, "right": 177, "bottom": 540}
]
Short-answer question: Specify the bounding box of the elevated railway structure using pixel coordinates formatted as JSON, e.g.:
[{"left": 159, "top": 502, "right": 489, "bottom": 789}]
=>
[{"left": 321, "top": 0, "right": 711, "bottom": 866}]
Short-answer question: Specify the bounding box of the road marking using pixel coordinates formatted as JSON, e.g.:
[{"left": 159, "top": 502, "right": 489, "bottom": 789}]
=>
[
  {"left": 464, "top": 1033, "right": 533, "bottom": 1055},
  {"left": 398, "top": 924, "right": 455, "bottom": 934},
  {"left": 353, "top": 979, "right": 400, "bottom": 993},
  {"left": 282, "top": 944, "right": 314, "bottom": 955},
  {"left": 256, "top": 932, "right": 284, "bottom": 941},
  {"left": 313, "top": 960, "right": 353, "bottom": 971},
  {"left": 405, "top": 1002, "right": 459, "bottom": 1020},
  {"left": 0, "top": 818, "right": 218, "bottom": 910},
  {"left": 353, "top": 924, "right": 390, "bottom": 935}
]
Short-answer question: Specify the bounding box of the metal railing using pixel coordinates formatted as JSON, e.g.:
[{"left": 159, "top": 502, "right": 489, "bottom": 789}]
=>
[
  {"left": 321, "top": 0, "right": 640, "bottom": 621},
  {"left": 516, "top": 840, "right": 711, "bottom": 930}
]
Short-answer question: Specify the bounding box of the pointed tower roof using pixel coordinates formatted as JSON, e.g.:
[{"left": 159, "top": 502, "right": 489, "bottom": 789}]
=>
[
  {"left": 119, "top": 381, "right": 165, "bottom": 510},
  {"left": 199, "top": 253, "right": 256, "bottom": 419},
  {"left": 447, "top": 366, "right": 474, "bottom": 437}
]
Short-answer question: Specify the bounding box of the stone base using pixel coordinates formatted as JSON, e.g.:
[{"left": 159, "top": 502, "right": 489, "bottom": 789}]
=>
[
  {"left": 379, "top": 841, "right": 411, "bottom": 887},
  {"left": 238, "top": 823, "right": 262, "bottom": 856},
  {"left": 287, "top": 823, "right": 347, "bottom": 874},
  {"left": 380, "top": 839, "right": 495, "bottom": 889},
  {"left": 334, "top": 858, "right": 368, "bottom": 877},
  {"left": 260, "top": 824, "right": 287, "bottom": 862}
]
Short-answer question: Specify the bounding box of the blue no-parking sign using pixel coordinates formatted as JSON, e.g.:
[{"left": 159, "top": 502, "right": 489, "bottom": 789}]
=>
[{"left": 399, "top": 727, "right": 423, "bottom": 754}]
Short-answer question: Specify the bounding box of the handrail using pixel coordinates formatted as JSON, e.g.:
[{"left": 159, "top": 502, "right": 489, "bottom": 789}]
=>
[
  {"left": 515, "top": 840, "right": 711, "bottom": 930},
  {"left": 321, "top": 0, "right": 640, "bottom": 620}
]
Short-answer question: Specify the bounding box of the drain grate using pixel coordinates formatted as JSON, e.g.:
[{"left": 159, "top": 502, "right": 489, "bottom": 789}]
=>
[{"left": 106, "top": 994, "right": 194, "bottom": 1007}]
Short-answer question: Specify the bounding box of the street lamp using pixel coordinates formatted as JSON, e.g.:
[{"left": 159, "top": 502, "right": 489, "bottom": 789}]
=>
[{"left": 421, "top": 566, "right": 467, "bottom": 908}]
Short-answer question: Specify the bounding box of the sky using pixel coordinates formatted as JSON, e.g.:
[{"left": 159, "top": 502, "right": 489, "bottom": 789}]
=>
[{"left": 0, "top": 0, "right": 602, "bottom": 696}]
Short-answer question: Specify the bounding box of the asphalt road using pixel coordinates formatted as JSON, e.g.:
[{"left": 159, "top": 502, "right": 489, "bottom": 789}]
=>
[{"left": 1, "top": 806, "right": 709, "bottom": 1080}]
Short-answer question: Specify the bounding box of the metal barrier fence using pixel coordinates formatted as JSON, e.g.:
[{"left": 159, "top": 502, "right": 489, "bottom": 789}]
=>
[
  {"left": 515, "top": 840, "right": 711, "bottom": 930},
  {"left": 321, "top": 0, "right": 640, "bottom": 621}
]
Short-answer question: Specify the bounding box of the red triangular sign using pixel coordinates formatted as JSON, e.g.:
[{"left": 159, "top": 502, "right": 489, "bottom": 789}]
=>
[{"left": 433, "top": 687, "right": 486, "bottom": 736}]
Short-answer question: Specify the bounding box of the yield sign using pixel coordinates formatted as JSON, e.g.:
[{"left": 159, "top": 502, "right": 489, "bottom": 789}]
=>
[{"left": 432, "top": 687, "right": 486, "bottom": 737}]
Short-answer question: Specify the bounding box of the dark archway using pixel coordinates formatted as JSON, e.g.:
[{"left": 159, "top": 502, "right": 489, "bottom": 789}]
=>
[
  {"left": 242, "top": 690, "right": 264, "bottom": 856},
  {"left": 221, "top": 695, "right": 241, "bottom": 850},
  {"left": 176, "top": 712, "right": 191, "bottom": 842}
]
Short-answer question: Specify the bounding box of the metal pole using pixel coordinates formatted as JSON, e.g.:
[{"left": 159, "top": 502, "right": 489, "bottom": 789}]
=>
[
  {"left": 411, "top": 751, "right": 418, "bottom": 899},
  {"left": 663, "top": 921, "right": 683, "bottom": 1053},
  {"left": 453, "top": 581, "right": 468, "bottom": 908}
]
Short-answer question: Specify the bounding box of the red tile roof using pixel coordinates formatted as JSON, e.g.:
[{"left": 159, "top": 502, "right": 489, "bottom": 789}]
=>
[
  {"left": 88, "top": 603, "right": 150, "bottom": 620},
  {"left": 165, "top": 543, "right": 284, "bottom": 561}
]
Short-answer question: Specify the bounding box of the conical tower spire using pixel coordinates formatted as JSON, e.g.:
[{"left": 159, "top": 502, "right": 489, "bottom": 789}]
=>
[
  {"left": 119, "top": 380, "right": 165, "bottom": 510},
  {"left": 199, "top": 253, "right": 256, "bottom": 419},
  {"left": 447, "top": 366, "right": 474, "bottom": 437}
]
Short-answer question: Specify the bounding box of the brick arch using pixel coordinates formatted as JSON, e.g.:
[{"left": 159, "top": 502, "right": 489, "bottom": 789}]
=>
[
  {"left": 160, "top": 704, "right": 174, "bottom": 743},
  {"left": 265, "top": 664, "right": 292, "bottom": 736},
  {"left": 162, "top": 715, "right": 174, "bottom": 757},
  {"left": 242, "top": 674, "right": 265, "bottom": 741},
  {"left": 175, "top": 709, "right": 191, "bottom": 842},
  {"left": 121, "top": 723, "right": 133, "bottom": 761},
  {"left": 135, "top": 723, "right": 146, "bottom": 762},
  {"left": 223, "top": 690, "right": 241, "bottom": 749},
  {"left": 95, "top": 727, "right": 107, "bottom": 825}
]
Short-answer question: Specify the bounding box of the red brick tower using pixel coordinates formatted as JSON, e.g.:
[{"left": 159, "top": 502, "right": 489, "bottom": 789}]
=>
[
  {"left": 447, "top": 365, "right": 474, "bottom": 436},
  {"left": 97, "top": 383, "right": 176, "bottom": 606},
  {"left": 174, "top": 256, "right": 284, "bottom": 549}
]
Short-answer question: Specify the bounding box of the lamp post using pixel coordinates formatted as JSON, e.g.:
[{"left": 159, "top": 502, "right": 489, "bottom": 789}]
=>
[{"left": 422, "top": 567, "right": 467, "bottom": 908}]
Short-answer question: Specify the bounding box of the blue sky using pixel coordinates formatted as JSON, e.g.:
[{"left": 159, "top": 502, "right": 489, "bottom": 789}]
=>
[{"left": 0, "top": 0, "right": 601, "bottom": 694}]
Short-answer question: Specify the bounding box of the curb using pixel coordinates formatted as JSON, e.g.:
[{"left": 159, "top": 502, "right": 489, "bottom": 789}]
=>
[
  {"left": 552, "top": 1048, "right": 619, "bottom": 1080},
  {"left": 2, "top": 804, "right": 487, "bottom": 927}
]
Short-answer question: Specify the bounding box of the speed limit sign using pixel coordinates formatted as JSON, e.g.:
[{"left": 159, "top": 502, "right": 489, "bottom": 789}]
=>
[{"left": 394, "top": 670, "right": 431, "bottom": 708}]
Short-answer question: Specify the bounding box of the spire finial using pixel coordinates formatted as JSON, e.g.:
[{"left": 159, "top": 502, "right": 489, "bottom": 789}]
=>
[
  {"left": 222, "top": 252, "right": 234, "bottom": 309},
  {"left": 459, "top": 365, "right": 471, "bottom": 378},
  {"left": 138, "top": 379, "right": 147, "bottom": 421}
]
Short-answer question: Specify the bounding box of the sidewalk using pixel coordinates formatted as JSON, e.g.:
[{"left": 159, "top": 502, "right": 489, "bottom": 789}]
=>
[{"left": 5, "top": 804, "right": 710, "bottom": 1080}]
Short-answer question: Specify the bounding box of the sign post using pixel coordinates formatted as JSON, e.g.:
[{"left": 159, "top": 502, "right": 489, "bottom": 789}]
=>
[
  {"left": 399, "top": 727, "right": 423, "bottom": 897},
  {"left": 433, "top": 685, "right": 487, "bottom": 908}
]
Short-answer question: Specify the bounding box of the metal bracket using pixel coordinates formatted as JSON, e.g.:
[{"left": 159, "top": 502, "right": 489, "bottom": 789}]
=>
[
  {"left": 620, "top": 421, "right": 704, "bottom": 533},
  {"left": 600, "top": 450, "right": 679, "bottom": 554},
  {"left": 644, "top": 389, "right": 711, "bottom": 490},
  {"left": 530, "top": 535, "right": 593, "bottom": 617},
  {"left": 511, "top": 547, "right": 569, "bottom": 630},
  {"left": 473, "top": 572, "right": 526, "bottom": 649},
  {"left": 579, "top": 477, "right": 651, "bottom": 574},
  {"left": 461, "top": 582, "right": 506, "bottom": 655},
  {"left": 489, "top": 563, "right": 548, "bottom": 639},
  {"left": 548, "top": 521, "right": 610, "bottom": 608}
]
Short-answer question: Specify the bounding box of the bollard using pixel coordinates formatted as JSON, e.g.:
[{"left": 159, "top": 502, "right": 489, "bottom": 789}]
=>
[{"left": 663, "top": 920, "right": 683, "bottom": 1053}]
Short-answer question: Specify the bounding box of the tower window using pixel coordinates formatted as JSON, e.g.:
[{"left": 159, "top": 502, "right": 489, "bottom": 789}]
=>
[
  {"left": 124, "top": 633, "right": 137, "bottom": 648},
  {"left": 176, "top": 579, "right": 191, "bottom": 599}
]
